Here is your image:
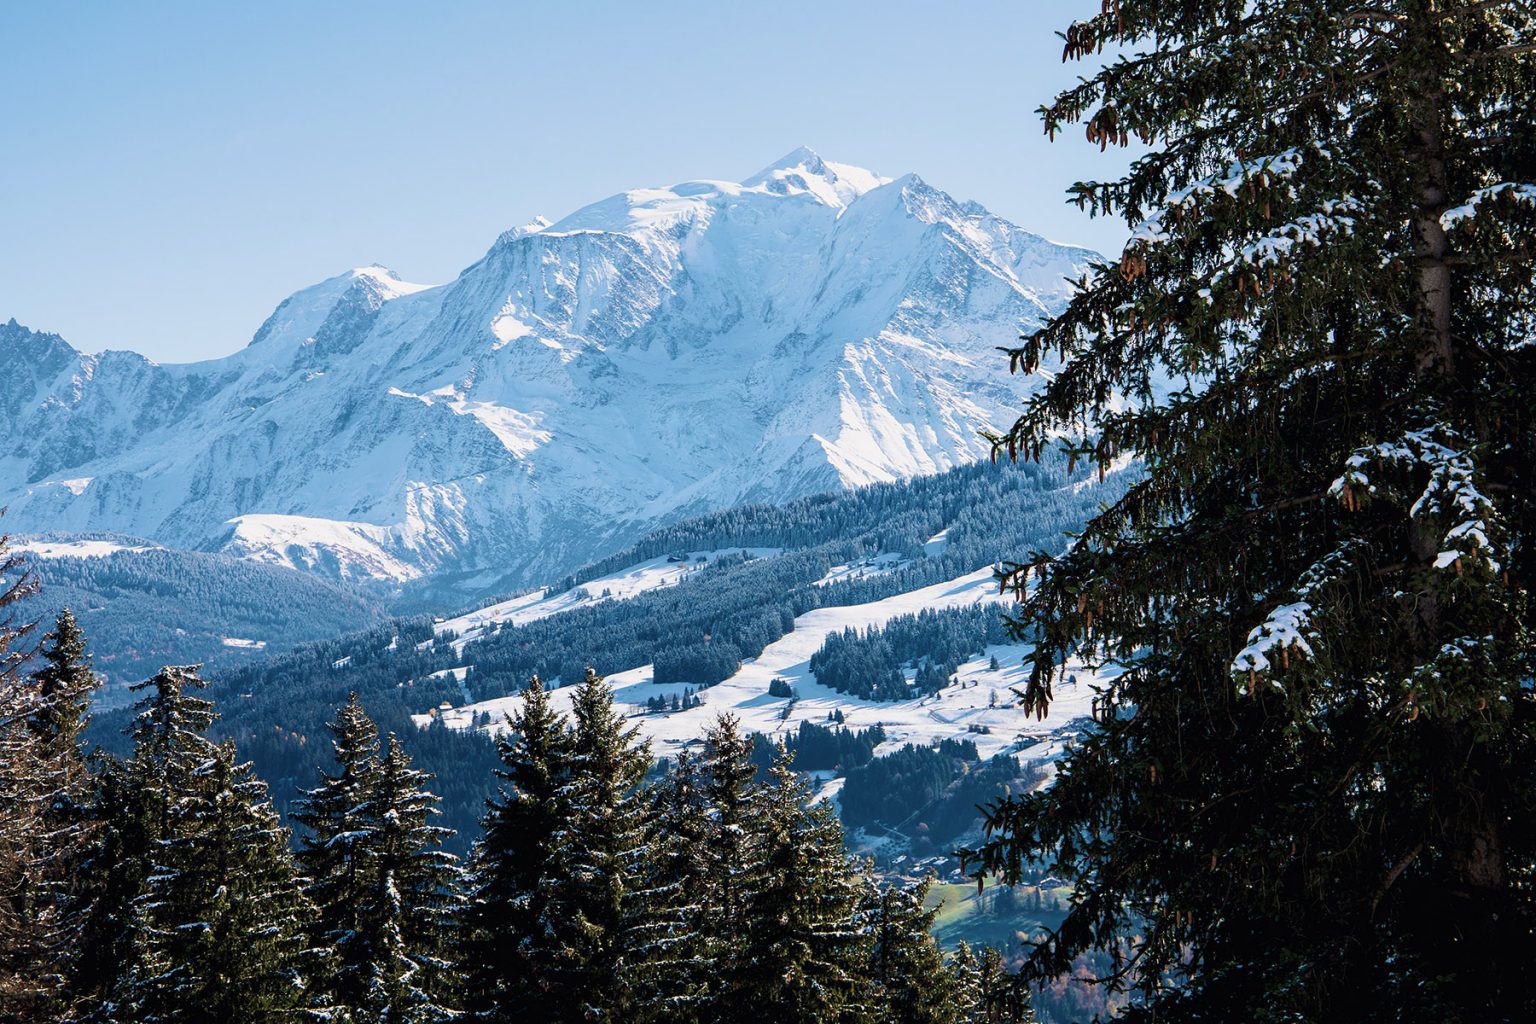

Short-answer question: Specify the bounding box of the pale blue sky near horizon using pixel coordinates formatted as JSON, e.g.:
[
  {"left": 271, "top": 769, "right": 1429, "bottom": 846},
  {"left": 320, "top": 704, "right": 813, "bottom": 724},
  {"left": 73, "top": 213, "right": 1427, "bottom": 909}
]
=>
[{"left": 1, "top": 1, "right": 1133, "bottom": 363}]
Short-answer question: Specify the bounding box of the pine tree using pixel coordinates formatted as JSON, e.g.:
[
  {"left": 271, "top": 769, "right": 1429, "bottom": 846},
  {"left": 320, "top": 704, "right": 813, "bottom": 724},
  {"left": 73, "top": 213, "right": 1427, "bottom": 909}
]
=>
[
  {"left": 123, "top": 668, "right": 311, "bottom": 1024},
  {"left": 971, "top": 3, "right": 1536, "bottom": 1021},
  {"left": 294, "top": 692, "right": 384, "bottom": 1016},
  {"left": 0, "top": 532, "right": 48, "bottom": 1018},
  {"left": 73, "top": 754, "right": 152, "bottom": 1024},
  {"left": 948, "top": 941, "right": 982, "bottom": 1023},
  {"left": 865, "top": 876, "right": 957, "bottom": 1024},
  {"left": 461, "top": 676, "right": 571, "bottom": 1023},
  {"left": 632, "top": 750, "right": 711, "bottom": 1022},
  {"left": 974, "top": 946, "right": 1029, "bottom": 1024},
  {"left": 353, "top": 735, "right": 461, "bottom": 1024},
  {"left": 533, "top": 667, "right": 655, "bottom": 1022},
  {"left": 726, "top": 744, "right": 869, "bottom": 1024},
  {"left": 0, "top": 608, "right": 100, "bottom": 1020}
]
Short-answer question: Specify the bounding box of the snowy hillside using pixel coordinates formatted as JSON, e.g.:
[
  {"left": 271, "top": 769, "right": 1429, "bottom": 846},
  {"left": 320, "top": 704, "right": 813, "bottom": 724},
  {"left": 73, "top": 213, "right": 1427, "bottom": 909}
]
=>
[
  {"left": 416, "top": 561, "right": 1105, "bottom": 771},
  {"left": 0, "top": 149, "right": 1096, "bottom": 602}
]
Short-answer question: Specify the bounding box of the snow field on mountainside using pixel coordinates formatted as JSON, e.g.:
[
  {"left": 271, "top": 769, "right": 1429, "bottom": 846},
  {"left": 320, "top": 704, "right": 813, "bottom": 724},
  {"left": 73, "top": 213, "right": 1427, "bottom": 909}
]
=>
[
  {"left": 415, "top": 564, "right": 1107, "bottom": 768},
  {"left": 14, "top": 538, "right": 156, "bottom": 559},
  {"left": 432, "top": 548, "right": 784, "bottom": 655},
  {"left": 3, "top": 149, "right": 1096, "bottom": 600}
]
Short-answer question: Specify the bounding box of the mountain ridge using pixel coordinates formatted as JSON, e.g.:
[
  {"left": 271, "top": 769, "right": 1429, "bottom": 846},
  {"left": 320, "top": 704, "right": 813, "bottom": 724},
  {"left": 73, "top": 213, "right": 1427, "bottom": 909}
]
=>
[{"left": 0, "top": 149, "right": 1097, "bottom": 603}]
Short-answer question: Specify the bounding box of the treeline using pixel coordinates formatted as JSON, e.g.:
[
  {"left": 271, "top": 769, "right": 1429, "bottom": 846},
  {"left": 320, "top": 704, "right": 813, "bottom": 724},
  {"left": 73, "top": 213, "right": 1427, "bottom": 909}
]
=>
[
  {"left": 748, "top": 718, "right": 887, "bottom": 774},
  {"left": 0, "top": 597, "right": 1037, "bottom": 1022},
  {"left": 553, "top": 457, "right": 1067, "bottom": 593},
  {"left": 809, "top": 603, "right": 1014, "bottom": 700}
]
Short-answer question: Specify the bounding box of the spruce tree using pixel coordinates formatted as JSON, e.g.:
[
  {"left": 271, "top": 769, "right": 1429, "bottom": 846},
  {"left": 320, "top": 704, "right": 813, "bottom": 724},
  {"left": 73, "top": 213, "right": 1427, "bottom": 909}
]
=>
[
  {"left": 352, "top": 734, "right": 460, "bottom": 1024},
  {"left": 135, "top": 743, "right": 312, "bottom": 1024},
  {"left": 694, "top": 714, "right": 760, "bottom": 1024},
  {"left": 533, "top": 667, "right": 655, "bottom": 1023},
  {"left": 0, "top": 609, "right": 99, "bottom": 1019},
  {"left": 864, "top": 877, "right": 958, "bottom": 1024},
  {"left": 632, "top": 750, "right": 712, "bottom": 1022},
  {"left": 294, "top": 692, "right": 383, "bottom": 1016},
  {"left": 728, "top": 744, "right": 870, "bottom": 1024},
  {"left": 972, "top": 3, "right": 1536, "bottom": 1021},
  {"left": 122, "top": 668, "right": 311, "bottom": 1024},
  {"left": 974, "top": 946, "right": 1029, "bottom": 1024},
  {"left": 699, "top": 716, "right": 755, "bottom": 918},
  {"left": 461, "top": 676, "right": 571, "bottom": 1023},
  {"left": 948, "top": 941, "right": 982, "bottom": 1023},
  {"left": 73, "top": 754, "right": 151, "bottom": 1023}
]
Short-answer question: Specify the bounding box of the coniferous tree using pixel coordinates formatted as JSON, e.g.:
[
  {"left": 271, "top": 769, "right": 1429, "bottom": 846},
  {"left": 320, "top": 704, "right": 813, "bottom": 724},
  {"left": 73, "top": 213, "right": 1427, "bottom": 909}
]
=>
[
  {"left": 294, "top": 692, "right": 383, "bottom": 1017},
  {"left": 948, "top": 942, "right": 983, "bottom": 1023},
  {"left": 971, "top": 3, "right": 1536, "bottom": 1021},
  {"left": 533, "top": 668, "right": 654, "bottom": 1022},
  {"left": 974, "top": 946, "right": 1029, "bottom": 1024},
  {"left": 461, "top": 676, "right": 571, "bottom": 1023},
  {"left": 690, "top": 714, "right": 765, "bottom": 1024},
  {"left": 633, "top": 750, "right": 711, "bottom": 1022},
  {"left": 727, "top": 745, "right": 870, "bottom": 1024},
  {"left": 0, "top": 609, "right": 100, "bottom": 1020},
  {"left": 73, "top": 754, "right": 151, "bottom": 1024},
  {"left": 865, "top": 876, "right": 958, "bottom": 1024},
  {"left": 0, "top": 534, "right": 48, "bottom": 1018},
  {"left": 352, "top": 735, "right": 460, "bottom": 1024},
  {"left": 122, "top": 668, "right": 311, "bottom": 1024}
]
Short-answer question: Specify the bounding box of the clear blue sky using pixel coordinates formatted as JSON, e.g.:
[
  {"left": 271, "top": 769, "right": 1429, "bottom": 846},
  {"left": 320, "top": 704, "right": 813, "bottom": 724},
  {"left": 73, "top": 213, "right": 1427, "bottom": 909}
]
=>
[{"left": 1, "top": 1, "right": 1131, "bottom": 363}]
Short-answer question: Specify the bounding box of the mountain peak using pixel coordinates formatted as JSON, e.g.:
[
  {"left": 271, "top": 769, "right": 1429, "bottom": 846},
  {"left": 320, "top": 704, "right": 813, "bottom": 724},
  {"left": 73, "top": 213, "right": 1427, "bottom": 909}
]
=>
[
  {"left": 749, "top": 145, "right": 828, "bottom": 179},
  {"left": 743, "top": 147, "right": 890, "bottom": 206},
  {"left": 2, "top": 153, "right": 1098, "bottom": 599},
  {"left": 247, "top": 266, "right": 429, "bottom": 350}
]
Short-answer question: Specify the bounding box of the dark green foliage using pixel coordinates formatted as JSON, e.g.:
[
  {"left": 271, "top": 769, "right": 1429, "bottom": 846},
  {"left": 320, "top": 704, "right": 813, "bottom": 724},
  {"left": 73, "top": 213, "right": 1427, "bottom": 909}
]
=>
[
  {"left": 295, "top": 697, "right": 461, "bottom": 1022},
  {"left": 532, "top": 669, "right": 655, "bottom": 1022},
  {"left": 632, "top": 749, "right": 712, "bottom": 1021},
  {"left": 840, "top": 742, "right": 977, "bottom": 832},
  {"left": 89, "top": 618, "right": 502, "bottom": 854},
  {"left": 811, "top": 625, "right": 908, "bottom": 700},
  {"left": 73, "top": 752, "right": 159, "bottom": 1023},
  {"left": 866, "top": 877, "right": 958, "bottom": 1024},
  {"left": 693, "top": 714, "right": 758, "bottom": 1024},
  {"left": 352, "top": 735, "right": 460, "bottom": 1023},
  {"left": 461, "top": 676, "right": 572, "bottom": 1023},
  {"left": 971, "top": 4, "right": 1536, "bottom": 1022},
  {"left": 749, "top": 720, "right": 886, "bottom": 774},
  {"left": 122, "top": 669, "right": 310, "bottom": 1024},
  {"left": 653, "top": 640, "right": 742, "bottom": 687},
  {"left": 1, "top": 564, "right": 99, "bottom": 1019},
  {"left": 11, "top": 610, "right": 98, "bottom": 1018},
  {"left": 810, "top": 604, "right": 1012, "bottom": 701},
  {"left": 841, "top": 744, "right": 1043, "bottom": 859},
  {"left": 725, "top": 746, "right": 871, "bottom": 1024},
  {"left": 294, "top": 692, "right": 382, "bottom": 1013}
]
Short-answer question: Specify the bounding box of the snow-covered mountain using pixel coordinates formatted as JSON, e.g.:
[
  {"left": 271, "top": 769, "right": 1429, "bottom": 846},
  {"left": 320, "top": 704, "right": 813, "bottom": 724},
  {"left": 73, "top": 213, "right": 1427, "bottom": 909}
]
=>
[{"left": 1, "top": 148, "right": 1095, "bottom": 602}]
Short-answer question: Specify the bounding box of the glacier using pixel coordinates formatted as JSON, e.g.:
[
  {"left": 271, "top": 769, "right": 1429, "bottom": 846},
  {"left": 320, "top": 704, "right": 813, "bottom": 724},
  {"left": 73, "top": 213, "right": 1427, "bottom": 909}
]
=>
[{"left": 0, "top": 148, "right": 1096, "bottom": 603}]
